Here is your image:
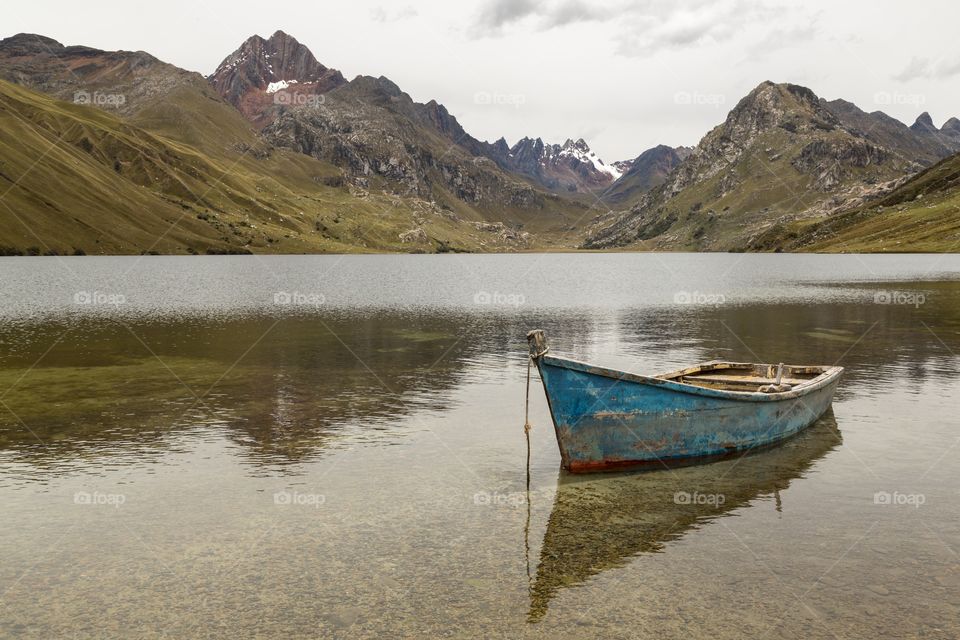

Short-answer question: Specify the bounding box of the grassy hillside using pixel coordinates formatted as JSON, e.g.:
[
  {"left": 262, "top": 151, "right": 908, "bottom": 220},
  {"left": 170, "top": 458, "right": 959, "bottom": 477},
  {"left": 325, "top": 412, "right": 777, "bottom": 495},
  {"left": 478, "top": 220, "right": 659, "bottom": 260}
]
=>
[
  {"left": 652, "top": 128, "right": 903, "bottom": 249},
  {"left": 749, "top": 152, "right": 960, "bottom": 252},
  {"left": 0, "top": 80, "right": 572, "bottom": 255}
]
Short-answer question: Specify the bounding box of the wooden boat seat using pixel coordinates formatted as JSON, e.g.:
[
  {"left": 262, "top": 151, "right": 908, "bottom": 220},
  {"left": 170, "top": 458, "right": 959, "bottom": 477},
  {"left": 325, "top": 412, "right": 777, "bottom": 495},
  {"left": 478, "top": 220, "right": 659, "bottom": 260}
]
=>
[
  {"left": 681, "top": 373, "right": 812, "bottom": 386},
  {"left": 654, "top": 361, "right": 833, "bottom": 392}
]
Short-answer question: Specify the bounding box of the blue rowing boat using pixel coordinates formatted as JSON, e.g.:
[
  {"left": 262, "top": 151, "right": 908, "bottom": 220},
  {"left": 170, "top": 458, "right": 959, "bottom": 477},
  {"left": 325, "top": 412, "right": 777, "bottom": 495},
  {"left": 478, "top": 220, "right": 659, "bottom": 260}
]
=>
[{"left": 526, "top": 330, "right": 843, "bottom": 473}]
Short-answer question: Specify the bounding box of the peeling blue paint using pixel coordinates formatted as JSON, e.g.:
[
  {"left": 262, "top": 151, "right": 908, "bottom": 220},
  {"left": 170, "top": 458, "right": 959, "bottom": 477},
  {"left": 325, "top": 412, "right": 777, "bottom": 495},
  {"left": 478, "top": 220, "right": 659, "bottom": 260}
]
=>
[{"left": 534, "top": 354, "right": 842, "bottom": 473}]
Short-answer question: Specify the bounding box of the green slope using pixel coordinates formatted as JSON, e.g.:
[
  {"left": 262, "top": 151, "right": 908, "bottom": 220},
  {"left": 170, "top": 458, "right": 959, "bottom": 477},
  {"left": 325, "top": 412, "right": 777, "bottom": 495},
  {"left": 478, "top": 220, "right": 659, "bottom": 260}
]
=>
[
  {"left": 0, "top": 80, "right": 564, "bottom": 255},
  {"left": 750, "top": 152, "right": 960, "bottom": 252}
]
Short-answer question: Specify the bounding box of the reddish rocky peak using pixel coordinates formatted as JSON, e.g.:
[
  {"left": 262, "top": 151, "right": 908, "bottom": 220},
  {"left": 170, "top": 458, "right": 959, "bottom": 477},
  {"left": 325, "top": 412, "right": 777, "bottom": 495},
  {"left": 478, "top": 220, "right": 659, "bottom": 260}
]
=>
[
  {"left": 208, "top": 31, "right": 345, "bottom": 122},
  {"left": 208, "top": 31, "right": 346, "bottom": 126}
]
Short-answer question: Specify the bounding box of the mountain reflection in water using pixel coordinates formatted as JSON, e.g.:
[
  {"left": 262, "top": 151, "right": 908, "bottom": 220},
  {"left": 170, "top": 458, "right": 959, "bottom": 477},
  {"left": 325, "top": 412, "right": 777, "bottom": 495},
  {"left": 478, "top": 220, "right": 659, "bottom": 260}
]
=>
[{"left": 2, "top": 289, "right": 957, "bottom": 476}]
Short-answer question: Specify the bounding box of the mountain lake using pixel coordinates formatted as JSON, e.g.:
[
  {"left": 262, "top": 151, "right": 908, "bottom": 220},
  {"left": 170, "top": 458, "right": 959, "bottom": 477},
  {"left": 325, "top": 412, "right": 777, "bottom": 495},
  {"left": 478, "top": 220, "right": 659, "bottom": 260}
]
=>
[{"left": 1, "top": 253, "right": 959, "bottom": 638}]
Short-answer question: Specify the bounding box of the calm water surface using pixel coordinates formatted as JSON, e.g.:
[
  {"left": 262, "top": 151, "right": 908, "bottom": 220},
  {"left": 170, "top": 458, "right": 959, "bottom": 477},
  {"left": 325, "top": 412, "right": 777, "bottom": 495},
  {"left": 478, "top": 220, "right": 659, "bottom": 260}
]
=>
[{"left": 1, "top": 254, "right": 959, "bottom": 638}]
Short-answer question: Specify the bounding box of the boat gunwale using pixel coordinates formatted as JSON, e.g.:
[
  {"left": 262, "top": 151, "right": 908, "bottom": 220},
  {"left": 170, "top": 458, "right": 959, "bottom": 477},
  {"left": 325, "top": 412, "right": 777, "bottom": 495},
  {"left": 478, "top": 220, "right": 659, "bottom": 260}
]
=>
[{"left": 538, "top": 355, "right": 843, "bottom": 402}]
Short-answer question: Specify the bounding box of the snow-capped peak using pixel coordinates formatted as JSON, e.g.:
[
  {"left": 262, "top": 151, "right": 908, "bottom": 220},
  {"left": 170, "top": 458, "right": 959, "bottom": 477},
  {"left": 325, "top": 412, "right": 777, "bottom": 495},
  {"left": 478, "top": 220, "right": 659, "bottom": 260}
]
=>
[{"left": 558, "top": 138, "right": 622, "bottom": 179}]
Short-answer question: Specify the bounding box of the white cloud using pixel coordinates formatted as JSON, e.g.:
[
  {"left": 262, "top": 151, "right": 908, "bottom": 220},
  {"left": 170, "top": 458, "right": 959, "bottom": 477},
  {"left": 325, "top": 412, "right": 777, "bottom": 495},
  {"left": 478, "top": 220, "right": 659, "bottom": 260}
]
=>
[
  {"left": 894, "top": 57, "right": 933, "bottom": 82},
  {"left": 894, "top": 56, "right": 960, "bottom": 82},
  {"left": 371, "top": 4, "right": 419, "bottom": 23},
  {"left": 541, "top": 0, "right": 612, "bottom": 28},
  {"left": 474, "top": 0, "right": 540, "bottom": 32},
  {"left": 613, "top": 1, "right": 807, "bottom": 55},
  {"left": 470, "top": 0, "right": 813, "bottom": 57},
  {"left": 746, "top": 23, "right": 818, "bottom": 56}
]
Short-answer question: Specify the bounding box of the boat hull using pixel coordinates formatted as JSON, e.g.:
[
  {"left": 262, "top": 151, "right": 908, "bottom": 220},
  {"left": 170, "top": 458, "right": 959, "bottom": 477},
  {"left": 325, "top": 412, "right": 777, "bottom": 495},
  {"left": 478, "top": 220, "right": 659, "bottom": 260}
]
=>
[{"left": 535, "top": 355, "right": 842, "bottom": 473}]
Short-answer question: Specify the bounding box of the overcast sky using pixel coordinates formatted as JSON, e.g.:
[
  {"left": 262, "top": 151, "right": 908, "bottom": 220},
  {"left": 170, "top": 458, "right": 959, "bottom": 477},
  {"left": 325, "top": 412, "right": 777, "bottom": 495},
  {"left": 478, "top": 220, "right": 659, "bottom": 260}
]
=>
[{"left": 5, "top": 0, "right": 960, "bottom": 161}]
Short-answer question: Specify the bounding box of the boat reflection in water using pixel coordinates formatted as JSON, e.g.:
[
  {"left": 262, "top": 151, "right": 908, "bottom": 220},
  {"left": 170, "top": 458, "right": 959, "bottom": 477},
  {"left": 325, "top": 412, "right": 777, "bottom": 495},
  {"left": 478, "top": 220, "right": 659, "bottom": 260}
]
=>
[{"left": 527, "top": 412, "right": 842, "bottom": 622}]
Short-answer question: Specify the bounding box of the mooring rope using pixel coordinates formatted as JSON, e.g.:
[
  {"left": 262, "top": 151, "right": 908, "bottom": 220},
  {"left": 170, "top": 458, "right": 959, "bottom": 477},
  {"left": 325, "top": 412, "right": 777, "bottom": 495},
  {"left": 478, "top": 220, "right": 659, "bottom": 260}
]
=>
[
  {"left": 524, "top": 355, "right": 533, "bottom": 490},
  {"left": 523, "top": 353, "right": 534, "bottom": 587},
  {"left": 523, "top": 341, "right": 547, "bottom": 489},
  {"left": 522, "top": 332, "right": 548, "bottom": 591}
]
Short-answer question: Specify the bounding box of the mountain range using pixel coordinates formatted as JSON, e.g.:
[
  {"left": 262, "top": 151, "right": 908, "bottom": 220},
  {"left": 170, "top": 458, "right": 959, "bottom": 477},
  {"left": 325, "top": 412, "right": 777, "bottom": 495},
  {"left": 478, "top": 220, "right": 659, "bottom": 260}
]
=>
[
  {"left": 583, "top": 82, "right": 960, "bottom": 250},
  {"left": 1, "top": 30, "right": 958, "bottom": 255}
]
